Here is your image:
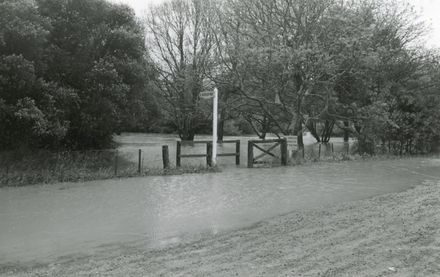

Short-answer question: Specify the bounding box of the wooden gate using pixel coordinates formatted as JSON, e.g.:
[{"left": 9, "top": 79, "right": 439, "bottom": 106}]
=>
[{"left": 247, "top": 138, "right": 288, "bottom": 168}]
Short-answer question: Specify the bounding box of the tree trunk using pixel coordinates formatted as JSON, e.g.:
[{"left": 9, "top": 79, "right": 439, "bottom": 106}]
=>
[
  {"left": 296, "top": 115, "right": 304, "bottom": 149},
  {"left": 306, "top": 120, "right": 320, "bottom": 142},
  {"left": 179, "top": 116, "right": 195, "bottom": 141},
  {"left": 218, "top": 119, "right": 224, "bottom": 141},
  {"left": 296, "top": 90, "right": 304, "bottom": 149},
  {"left": 321, "top": 120, "right": 334, "bottom": 143},
  {"left": 343, "top": 121, "right": 349, "bottom": 142},
  {"left": 180, "top": 131, "right": 195, "bottom": 141},
  {"left": 261, "top": 116, "right": 271, "bottom": 140}
]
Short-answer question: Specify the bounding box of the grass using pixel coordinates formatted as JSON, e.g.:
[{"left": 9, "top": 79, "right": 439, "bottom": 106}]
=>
[
  {"left": 289, "top": 148, "right": 440, "bottom": 167},
  {"left": 0, "top": 150, "right": 220, "bottom": 187},
  {"left": 1, "top": 146, "right": 435, "bottom": 187}
]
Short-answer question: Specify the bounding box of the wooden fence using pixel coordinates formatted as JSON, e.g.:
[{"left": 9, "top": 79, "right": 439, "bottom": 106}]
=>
[{"left": 175, "top": 140, "right": 240, "bottom": 167}]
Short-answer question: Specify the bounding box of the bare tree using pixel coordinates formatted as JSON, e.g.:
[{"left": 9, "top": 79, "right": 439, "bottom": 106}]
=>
[
  {"left": 214, "top": 0, "right": 336, "bottom": 147},
  {"left": 145, "top": 0, "right": 216, "bottom": 140}
]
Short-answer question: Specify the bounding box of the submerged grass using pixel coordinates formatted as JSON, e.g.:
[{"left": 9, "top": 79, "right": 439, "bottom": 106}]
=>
[
  {"left": 2, "top": 146, "right": 435, "bottom": 187},
  {"left": 289, "top": 149, "right": 440, "bottom": 166},
  {"left": 0, "top": 150, "right": 220, "bottom": 187}
]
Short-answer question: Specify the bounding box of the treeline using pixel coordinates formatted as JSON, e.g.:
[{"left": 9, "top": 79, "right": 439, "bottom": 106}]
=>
[
  {"left": 2, "top": 0, "right": 440, "bottom": 155},
  {"left": 145, "top": 0, "right": 440, "bottom": 154},
  {"left": 0, "top": 0, "right": 159, "bottom": 150}
]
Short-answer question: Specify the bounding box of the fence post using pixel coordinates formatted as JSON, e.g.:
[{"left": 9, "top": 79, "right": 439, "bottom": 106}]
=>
[
  {"left": 235, "top": 140, "right": 240, "bottom": 165},
  {"left": 281, "top": 138, "right": 288, "bottom": 166},
  {"left": 114, "top": 150, "right": 118, "bottom": 176},
  {"left": 247, "top": 141, "right": 254, "bottom": 168},
  {"left": 138, "top": 149, "right": 142, "bottom": 174},
  {"left": 176, "top": 141, "right": 181, "bottom": 167},
  {"left": 206, "top": 142, "right": 212, "bottom": 167},
  {"left": 331, "top": 143, "right": 334, "bottom": 154},
  {"left": 162, "top": 145, "right": 170, "bottom": 169},
  {"left": 318, "top": 144, "right": 321, "bottom": 159}
]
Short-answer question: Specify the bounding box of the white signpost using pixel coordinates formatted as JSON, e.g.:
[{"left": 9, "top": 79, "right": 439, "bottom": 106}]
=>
[
  {"left": 200, "top": 87, "right": 218, "bottom": 166},
  {"left": 199, "top": 91, "right": 214, "bottom": 99}
]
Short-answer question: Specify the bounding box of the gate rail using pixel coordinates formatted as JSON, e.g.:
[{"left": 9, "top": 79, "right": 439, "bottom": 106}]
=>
[
  {"left": 247, "top": 138, "right": 288, "bottom": 168},
  {"left": 176, "top": 140, "right": 240, "bottom": 167}
]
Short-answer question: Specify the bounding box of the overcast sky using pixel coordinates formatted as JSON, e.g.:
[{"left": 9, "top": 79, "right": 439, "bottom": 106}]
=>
[{"left": 110, "top": 0, "right": 440, "bottom": 48}]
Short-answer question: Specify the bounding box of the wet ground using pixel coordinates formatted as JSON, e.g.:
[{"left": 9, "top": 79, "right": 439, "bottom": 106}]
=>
[
  {"left": 1, "top": 157, "right": 440, "bottom": 265},
  {"left": 114, "top": 132, "right": 352, "bottom": 168}
]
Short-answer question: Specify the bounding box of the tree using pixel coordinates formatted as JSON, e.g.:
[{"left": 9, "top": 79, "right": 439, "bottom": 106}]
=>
[
  {"left": 215, "top": 0, "right": 344, "bottom": 146},
  {"left": 37, "top": 0, "right": 156, "bottom": 148},
  {"left": 336, "top": 0, "right": 430, "bottom": 154},
  {"left": 0, "top": 0, "right": 157, "bottom": 150},
  {"left": 145, "top": 0, "right": 217, "bottom": 140},
  {"left": 0, "top": 0, "right": 75, "bottom": 149}
]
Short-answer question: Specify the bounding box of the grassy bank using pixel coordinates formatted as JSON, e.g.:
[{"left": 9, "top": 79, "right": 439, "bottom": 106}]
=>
[
  {"left": 290, "top": 149, "right": 440, "bottom": 165},
  {"left": 1, "top": 146, "right": 437, "bottom": 187},
  {"left": 0, "top": 150, "right": 219, "bottom": 187},
  {"left": 2, "top": 180, "right": 440, "bottom": 276}
]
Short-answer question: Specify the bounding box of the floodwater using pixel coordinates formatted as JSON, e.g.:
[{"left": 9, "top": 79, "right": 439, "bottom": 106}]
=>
[
  {"left": 1, "top": 158, "right": 440, "bottom": 265},
  {"left": 115, "top": 132, "right": 352, "bottom": 168}
]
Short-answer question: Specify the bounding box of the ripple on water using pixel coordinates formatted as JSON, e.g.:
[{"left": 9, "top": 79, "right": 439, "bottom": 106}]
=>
[{"left": 1, "top": 158, "right": 440, "bottom": 263}]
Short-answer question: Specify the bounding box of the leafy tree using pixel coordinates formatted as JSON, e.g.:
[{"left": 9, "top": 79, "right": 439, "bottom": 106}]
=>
[
  {"left": 212, "top": 0, "right": 436, "bottom": 155},
  {"left": 37, "top": 0, "right": 156, "bottom": 148},
  {"left": 0, "top": 0, "right": 74, "bottom": 149},
  {"left": 0, "top": 0, "right": 158, "bottom": 150}
]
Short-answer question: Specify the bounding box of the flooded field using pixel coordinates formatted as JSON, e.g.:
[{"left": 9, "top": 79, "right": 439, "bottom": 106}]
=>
[
  {"left": 115, "top": 132, "right": 352, "bottom": 168},
  {"left": 1, "top": 157, "right": 440, "bottom": 265}
]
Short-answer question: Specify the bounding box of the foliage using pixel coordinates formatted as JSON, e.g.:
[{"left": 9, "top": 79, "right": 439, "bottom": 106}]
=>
[
  {"left": 1, "top": 0, "right": 440, "bottom": 157},
  {"left": 210, "top": 0, "right": 440, "bottom": 153},
  {"left": 0, "top": 0, "right": 157, "bottom": 150}
]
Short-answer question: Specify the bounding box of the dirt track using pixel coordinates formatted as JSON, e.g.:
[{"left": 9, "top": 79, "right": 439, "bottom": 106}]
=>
[{"left": 2, "top": 181, "right": 440, "bottom": 276}]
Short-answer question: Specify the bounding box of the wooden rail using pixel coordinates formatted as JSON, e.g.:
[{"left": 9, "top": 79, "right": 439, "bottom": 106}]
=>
[{"left": 176, "top": 140, "right": 240, "bottom": 167}]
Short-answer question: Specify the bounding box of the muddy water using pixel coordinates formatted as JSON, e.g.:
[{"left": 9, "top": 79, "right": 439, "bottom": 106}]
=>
[
  {"left": 1, "top": 158, "right": 440, "bottom": 264},
  {"left": 114, "top": 132, "right": 351, "bottom": 168}
]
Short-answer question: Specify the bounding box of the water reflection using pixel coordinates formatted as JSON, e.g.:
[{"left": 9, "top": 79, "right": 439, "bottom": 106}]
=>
[{"left": 1, "top": 158, "right": 440, "bottom": 263}]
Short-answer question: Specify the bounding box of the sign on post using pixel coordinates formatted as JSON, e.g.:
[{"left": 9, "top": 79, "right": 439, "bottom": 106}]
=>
[
  {"left": 200, "top": 91, "right": 214, "bottom": 99},
  {"left": 199, "top": 87, "right": 218, "bottom": 166},
  {"left": 212, "top": 88, "right": 218, "bottom": 166}
]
